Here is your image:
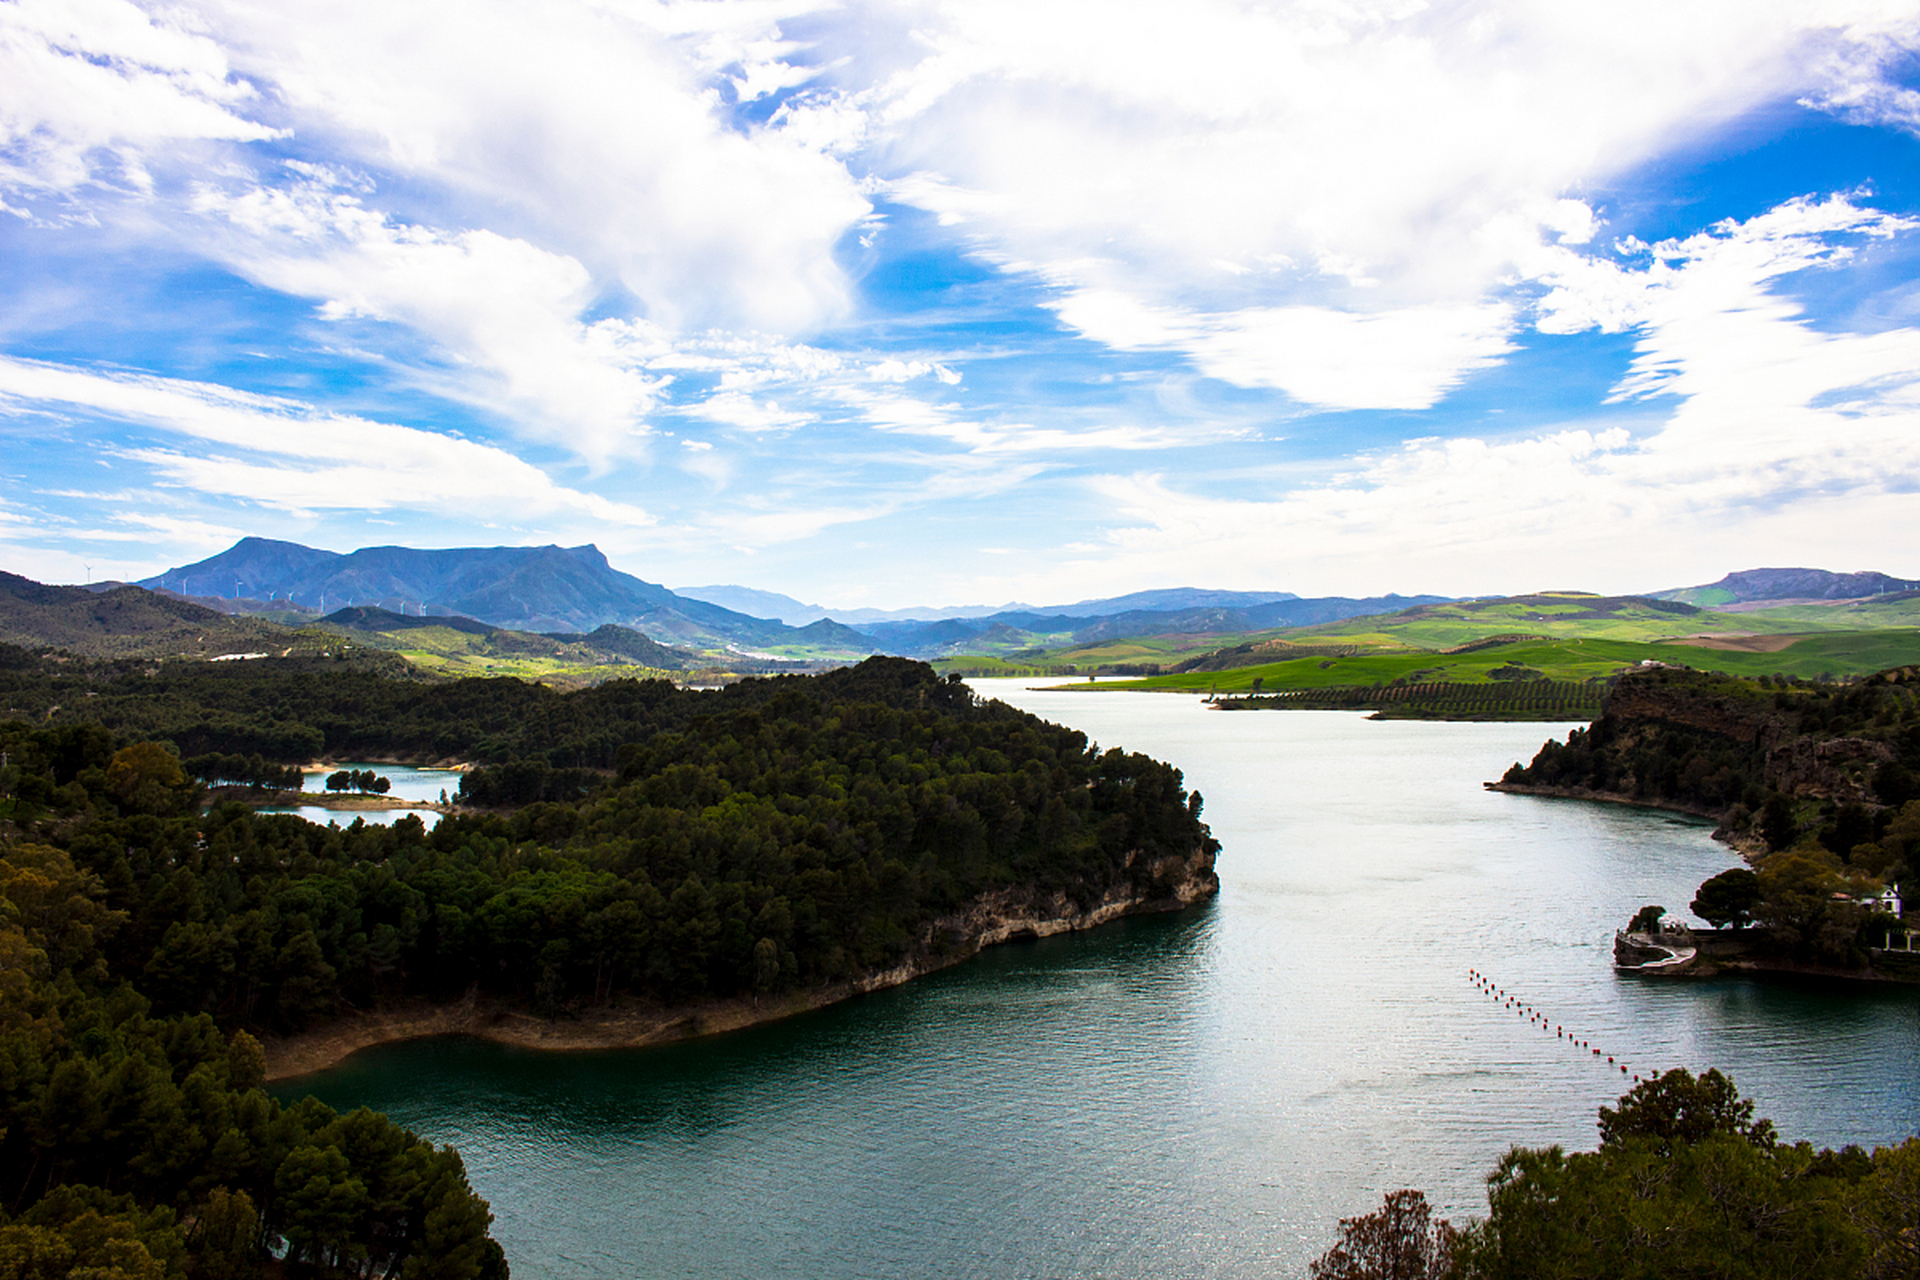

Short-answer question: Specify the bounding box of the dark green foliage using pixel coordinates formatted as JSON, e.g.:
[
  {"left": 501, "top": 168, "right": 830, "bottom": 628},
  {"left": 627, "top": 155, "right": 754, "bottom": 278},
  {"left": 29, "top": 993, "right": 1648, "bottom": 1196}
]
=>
[
  {"left": 1626, "top": 904, "right": 1665, "bottom": 933},
  {"left": 1596, "top": 1068, "right": 1777, "bottom": 1154},
  {"left": 1314, "top": 1071, "right": 1920, "bottom": 1280},
  {"left": 4, "top": 657, "right": 1210, "bottom": 1026},
  {"left": 1219, "top": 679, "right": 1605, "bottom": 721},
  {"left": 0, "top": 654, "right": 1213, "bottom": 1277},
  {"left": 1505, "top": 667, "right": 1920, "bottom": 874},
  {"left": 1691, "top": 868, "right": 1763, "bottom": 929},
  {"left": 184, "top": 753, "right": 303, "bottom": 792},
  {"left": 0, "top": 854, "right": 507, "bottom": 1278},
  {"left": 1441, "top": 1070, "right": 1920, "bottom": 1280}
]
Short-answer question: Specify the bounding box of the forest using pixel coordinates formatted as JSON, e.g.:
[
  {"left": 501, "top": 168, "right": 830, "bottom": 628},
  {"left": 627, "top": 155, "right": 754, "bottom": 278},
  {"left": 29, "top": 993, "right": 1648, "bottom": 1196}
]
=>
[
  {"left": 1312, "top": 1068, "right": 1920, "bottom": 1280},
  {"left": 0, "top": 653, "right": 1217, "bottom": 1276},
  {"left": 1500, "top": 664, "right": 1920, "bottom": 969}
]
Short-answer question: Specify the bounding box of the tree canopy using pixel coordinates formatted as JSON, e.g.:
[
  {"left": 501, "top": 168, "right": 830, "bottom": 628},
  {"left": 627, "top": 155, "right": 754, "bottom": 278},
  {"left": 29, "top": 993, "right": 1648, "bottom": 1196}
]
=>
[{"left": 1319, "top": 1069, "right": 1920, "bottom": 1280}]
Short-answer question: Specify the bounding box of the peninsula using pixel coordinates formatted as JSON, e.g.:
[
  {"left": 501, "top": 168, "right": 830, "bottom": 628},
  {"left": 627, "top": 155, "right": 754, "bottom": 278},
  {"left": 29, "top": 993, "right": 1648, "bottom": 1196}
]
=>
[
  {"left": 1494, "top": 664, "right": 1920, "bottom": 979},
  {"left": 1, "top": 648, "right": 1218, "bottom": 1067}
]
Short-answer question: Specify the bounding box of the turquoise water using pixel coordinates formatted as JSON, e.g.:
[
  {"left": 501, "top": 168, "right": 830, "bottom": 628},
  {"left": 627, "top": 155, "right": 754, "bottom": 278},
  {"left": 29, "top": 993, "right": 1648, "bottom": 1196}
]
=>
[
  {"left": 300, "top": 761, "right": 463, "bottom": 803},
  {"left": 279, "top": 684, "right": 1920, "bottom": 1278},
  {"left": 256, "top": 804, "right": 442, "bottom": 828}
]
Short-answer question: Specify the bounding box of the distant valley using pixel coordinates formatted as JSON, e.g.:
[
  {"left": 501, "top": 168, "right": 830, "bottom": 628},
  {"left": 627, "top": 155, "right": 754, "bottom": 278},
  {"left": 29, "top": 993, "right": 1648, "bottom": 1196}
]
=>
[
  {"left": 6, "top": 540, "right": 1918, "bottom": 708},
  {"left": 122, "top": 537, "right": 1458, "bottom": 662}
]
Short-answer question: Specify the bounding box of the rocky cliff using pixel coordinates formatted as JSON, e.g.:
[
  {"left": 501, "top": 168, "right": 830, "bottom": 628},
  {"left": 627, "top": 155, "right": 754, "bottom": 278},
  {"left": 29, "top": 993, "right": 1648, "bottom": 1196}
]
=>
[
  {"left": 1491, "top": 665, "right": 1920, "bottom": 856},
  {"left": 265, "top": 843, "right": 1219, "bottom": 1079}
]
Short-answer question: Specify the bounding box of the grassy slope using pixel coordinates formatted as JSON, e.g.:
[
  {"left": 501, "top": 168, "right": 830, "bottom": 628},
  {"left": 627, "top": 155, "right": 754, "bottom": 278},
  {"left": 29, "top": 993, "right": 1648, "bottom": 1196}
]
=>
[
  {"left": 936, "top": 592, "right": 1920, "bottom": 700},
  {"left": 311, "top": 620, "right": 661, "bottom": 682}
]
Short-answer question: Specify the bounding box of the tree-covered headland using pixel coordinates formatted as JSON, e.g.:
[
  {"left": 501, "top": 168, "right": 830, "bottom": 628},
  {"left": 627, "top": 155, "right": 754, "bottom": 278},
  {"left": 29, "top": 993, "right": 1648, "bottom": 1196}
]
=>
[
  {"left": 1496, "top": 664, "right": 1920, "bottom": 970},
  {"left": 0, "top": 650, "right": 1217, "bottom": 1275}
]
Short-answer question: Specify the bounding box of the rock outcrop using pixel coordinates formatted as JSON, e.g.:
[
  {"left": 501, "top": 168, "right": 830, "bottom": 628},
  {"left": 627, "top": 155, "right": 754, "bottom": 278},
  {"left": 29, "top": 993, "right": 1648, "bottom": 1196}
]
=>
[
  {"left": 264, "top": 842, "right": 1220, "bottom": 1080},
  {"left": 1490, "top": 665, "right": 1920, "bottom": 853}
]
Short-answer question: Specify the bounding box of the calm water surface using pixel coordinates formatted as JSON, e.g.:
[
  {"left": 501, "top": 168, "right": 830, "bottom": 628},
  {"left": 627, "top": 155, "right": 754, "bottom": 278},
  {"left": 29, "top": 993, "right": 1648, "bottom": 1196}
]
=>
[
  {"left": 264, "top": 762, "right": 463, "bottom": 827},
  {"left": 300, "top": 761, "right": 464, "bottom": 803},
  {"left": 281, "top": 682, "right": 1920, "bottom": 1278},
  {"left": 256, "top": 805, "right": 442, "bottom": 828}
]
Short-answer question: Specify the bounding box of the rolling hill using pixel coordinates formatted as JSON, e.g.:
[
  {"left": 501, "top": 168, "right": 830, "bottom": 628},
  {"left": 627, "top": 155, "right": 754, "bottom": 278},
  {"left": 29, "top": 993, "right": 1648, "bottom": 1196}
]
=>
[{"left": 0, "top": 570, "right": 323, "bottom": 660}]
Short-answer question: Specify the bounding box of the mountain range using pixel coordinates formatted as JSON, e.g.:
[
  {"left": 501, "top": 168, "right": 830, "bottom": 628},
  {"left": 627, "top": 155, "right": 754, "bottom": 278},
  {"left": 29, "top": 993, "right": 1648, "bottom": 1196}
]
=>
[
  {"left": 139, "top": 538, "right": 875, "bottom": 654},
  {"left": 138, "top": 538, "right": 1442, "bottom": 657},
  {"left": 1652, "top": 567, "right": 1920, "bottom": 608},
  {"left": 672, "top": 584, "right": 1304, "bottom": 626},
  {"left": 65, "top": 539, "right": 1917, "bottom": 665}
]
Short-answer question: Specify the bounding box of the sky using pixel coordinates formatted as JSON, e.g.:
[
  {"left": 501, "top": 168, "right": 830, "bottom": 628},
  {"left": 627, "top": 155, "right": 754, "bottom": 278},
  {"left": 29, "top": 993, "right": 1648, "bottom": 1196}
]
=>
[{"left": 2, "top": 0, "right": 1919, "bottom": 609}]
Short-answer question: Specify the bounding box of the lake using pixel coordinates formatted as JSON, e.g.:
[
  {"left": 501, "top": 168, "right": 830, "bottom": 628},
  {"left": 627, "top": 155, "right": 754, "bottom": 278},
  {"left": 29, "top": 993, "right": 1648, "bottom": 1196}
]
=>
[
  {"left": 278, "top": 681, "right": 1920, "bottom": 1278},
  {"left": 300, "top": 760, "right": 465, "bottom": 803},
  {"left": 256, "top": 804, "right": 443, "bottom": 828}
]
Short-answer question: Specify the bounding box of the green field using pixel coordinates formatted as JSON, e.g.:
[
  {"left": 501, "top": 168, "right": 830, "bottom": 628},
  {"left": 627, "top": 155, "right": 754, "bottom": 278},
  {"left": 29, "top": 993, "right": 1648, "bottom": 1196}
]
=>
[{"left": 1069, "top": 630, "right": 1920, "bottom": 700}]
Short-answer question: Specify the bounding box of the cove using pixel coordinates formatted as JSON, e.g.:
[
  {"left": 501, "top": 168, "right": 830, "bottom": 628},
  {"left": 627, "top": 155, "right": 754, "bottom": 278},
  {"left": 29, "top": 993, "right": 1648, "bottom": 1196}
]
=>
[{"left": 277, "top": 682, "right": 1920, "bottom": 1278}]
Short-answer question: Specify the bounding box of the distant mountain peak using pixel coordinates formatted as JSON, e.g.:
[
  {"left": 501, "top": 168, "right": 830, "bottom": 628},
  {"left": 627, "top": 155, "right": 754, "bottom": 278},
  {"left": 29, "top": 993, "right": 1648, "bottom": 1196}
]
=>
[
  {"left": 140, "top": 538, "right": 873, "bottom": 655},
  {"left": 1653, "top": 567, "right": 1920, "bottom": 607}
]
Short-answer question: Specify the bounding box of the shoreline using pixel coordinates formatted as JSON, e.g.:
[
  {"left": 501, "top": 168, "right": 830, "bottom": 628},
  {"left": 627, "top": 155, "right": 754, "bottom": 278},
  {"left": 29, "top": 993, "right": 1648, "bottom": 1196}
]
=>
[
  {"left": 213, "top": 788, "right": 451, "bottom": 813},
  {"left": 299, "top": 757, "right": 475, "bottom": 772},
  {"left": 1620, "top": 939, "right": 1920, "bottom": 986},
  {"left": 1483, "top": 780, "right": 1763, "bottom": 853},
  {"left": 263, "top": 853, "right": 1219, "bottom": 1081}
]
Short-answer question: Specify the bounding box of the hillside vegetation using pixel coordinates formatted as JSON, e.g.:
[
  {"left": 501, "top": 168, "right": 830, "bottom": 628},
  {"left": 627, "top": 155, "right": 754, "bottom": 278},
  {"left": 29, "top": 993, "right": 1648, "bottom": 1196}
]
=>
[
  {"left": 1313, "top": 1069, "right": 1920, "bottom": 1280},
  {"left": 0, "top": 571, "right": 833, "bottom": 684},
  {"left": 1497, "top": 664, "right": 1920, "bottom": 972},
  {"left": 973, "top": 592, "right": 1920, "bottom": 719},
  {"left": 0, "top": 655, "right": 1216, "bottom": 1275}
]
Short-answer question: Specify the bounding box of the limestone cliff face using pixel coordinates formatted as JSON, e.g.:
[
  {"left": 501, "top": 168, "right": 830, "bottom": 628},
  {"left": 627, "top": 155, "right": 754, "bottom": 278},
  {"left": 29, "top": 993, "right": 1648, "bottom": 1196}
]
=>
[
  {"left": 1600, "top": 676, "right": 1784, "bottom": 748},
  {"left": 1492, "top": 665, "right": 1919, "bottom": 850},
  {"left": 850, "top": 843, "right": 1221, "bottom": 996},
  {"left": 948, "top": 845, "right": 1217, "bottom": 947},
  {"left": 264, "top": 842, "right": 1221, "bottom": 1079}
]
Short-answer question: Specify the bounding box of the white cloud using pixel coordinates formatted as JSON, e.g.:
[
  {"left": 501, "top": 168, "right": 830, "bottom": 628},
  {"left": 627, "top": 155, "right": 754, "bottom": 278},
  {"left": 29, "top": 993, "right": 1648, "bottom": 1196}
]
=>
[
  {"left": 192, "top": 177, "right": 671, "bottom": 459},
  {"left": 869, "top": 357, "right": 961, "bottom": 384},
  {"left": 0, "top": 356, "right": 656, "bottom": 525},
  {"left": 199, "top": 0, "right": 870, "bottom": 335},
  {"left": 826, "top": 384, "right": 1197, "bottom": 453},
  {"left": 976, "top": 195, "right": 1920, "bottom": 599},
  {"left": 1530, "top": 193, "right": 1916, "bottom": 348},
  {"left": 688, "top": 390, "right": 816, "bottom": 431},
  {"left": 858, "top": 0, "right": 1920, "bottom": 392},
  {"left": 0, "top": 0, "right": 280, "bottom": 197},
  {"left": 1052, "top": 291, "right": 1517, "bottom": 410}
]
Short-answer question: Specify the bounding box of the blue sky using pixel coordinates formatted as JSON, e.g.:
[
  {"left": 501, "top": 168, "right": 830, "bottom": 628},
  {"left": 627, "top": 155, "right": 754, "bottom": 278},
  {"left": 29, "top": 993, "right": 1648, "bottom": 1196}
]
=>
[{"left": 2, "top": 1, "right": 1919, "bottom": 609}]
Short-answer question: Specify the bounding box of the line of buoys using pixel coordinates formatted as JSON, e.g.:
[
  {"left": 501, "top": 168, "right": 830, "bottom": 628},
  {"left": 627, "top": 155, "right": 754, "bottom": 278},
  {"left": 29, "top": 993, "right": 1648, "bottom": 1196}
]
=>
[{"left": 1469, "top": 969, "right": 1650, "bottom": 1085}]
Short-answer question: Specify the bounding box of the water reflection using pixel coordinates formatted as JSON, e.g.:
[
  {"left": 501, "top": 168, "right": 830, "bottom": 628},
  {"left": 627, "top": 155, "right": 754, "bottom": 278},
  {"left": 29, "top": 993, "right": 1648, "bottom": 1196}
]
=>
[
  {"left": 255, "top": 805, "right": 441, "bottom": 829},
  {"left": 300, "top": 761, "right": 464, "bottom": 803},
  {"left": 281, "top": 687, "right": 1920, "bottom": 1279}
]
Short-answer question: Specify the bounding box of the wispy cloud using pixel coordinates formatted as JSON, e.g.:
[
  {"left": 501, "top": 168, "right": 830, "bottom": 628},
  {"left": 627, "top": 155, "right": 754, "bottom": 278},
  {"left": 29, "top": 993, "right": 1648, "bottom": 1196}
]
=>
[
  {"left": 0, "top": 356, "right": 656, "bottom": 524},
  {"left": 192, "top": 176, "right": 672, "bottom": 460},
  {"left": 982, "top": 195, "right": 1920, "bottom": 600},
  {"left": 0, "top": 0, "right": 280, "bottom": 200}
]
